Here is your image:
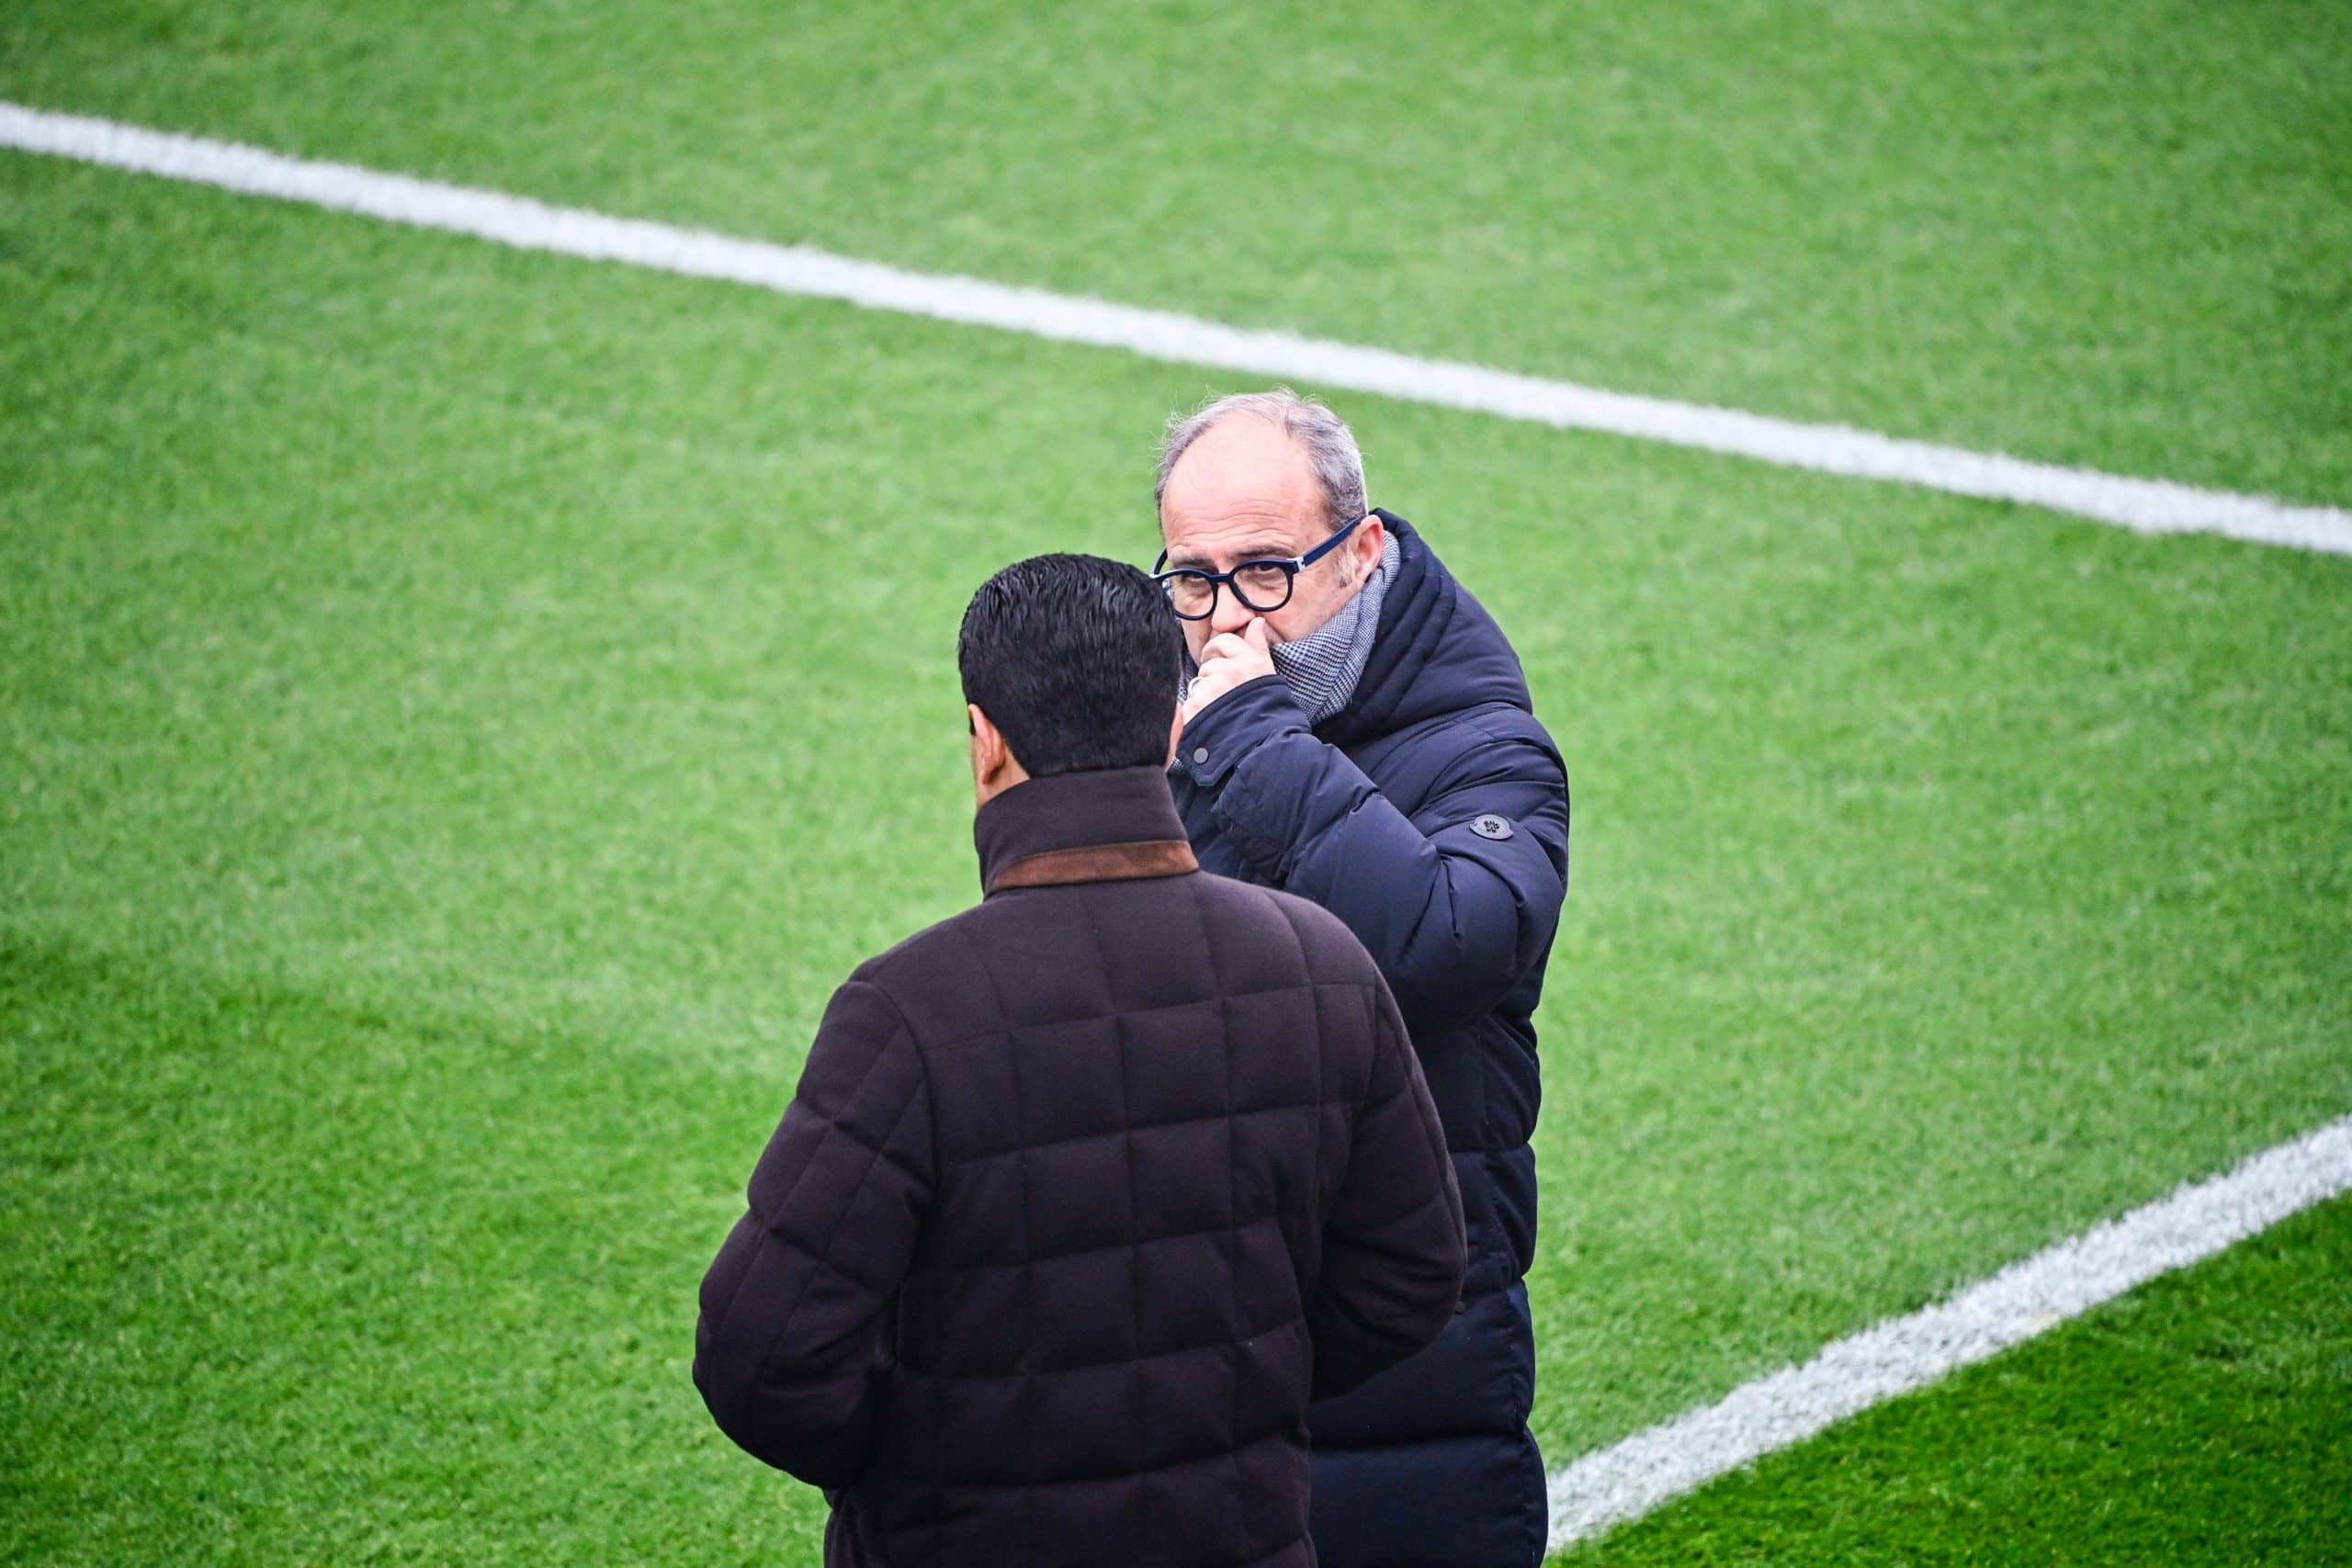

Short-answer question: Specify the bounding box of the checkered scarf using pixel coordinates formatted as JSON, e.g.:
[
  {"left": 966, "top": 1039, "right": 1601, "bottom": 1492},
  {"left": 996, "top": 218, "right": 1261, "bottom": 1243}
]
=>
[{"left": 1270, "top": 531, "right": 1399, "bottom": 724}]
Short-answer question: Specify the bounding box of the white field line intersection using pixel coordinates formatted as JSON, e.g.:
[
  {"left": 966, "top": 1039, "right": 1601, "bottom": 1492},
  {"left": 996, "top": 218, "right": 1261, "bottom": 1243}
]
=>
[
  {"left": 1546, "top": 1113, "right": 2352, "bottom": 1552},
  {"left": 6, "top": 100, "right": 2351, "bottom": 557}
]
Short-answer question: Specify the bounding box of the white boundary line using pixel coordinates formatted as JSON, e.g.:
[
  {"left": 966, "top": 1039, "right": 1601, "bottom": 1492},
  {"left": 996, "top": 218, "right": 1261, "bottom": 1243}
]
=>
[
  {"left": 1546, "top": 1113, "right": 2352, "bottom": 1551},
  {"left": 6, "top": 100, "right": 2351, "bottom": 556}
]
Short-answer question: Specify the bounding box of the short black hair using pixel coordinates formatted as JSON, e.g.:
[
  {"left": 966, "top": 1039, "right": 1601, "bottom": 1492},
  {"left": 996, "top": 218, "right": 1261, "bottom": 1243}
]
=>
[{"left": 958, "top": 553, "right": 1186, "bottom": 777}]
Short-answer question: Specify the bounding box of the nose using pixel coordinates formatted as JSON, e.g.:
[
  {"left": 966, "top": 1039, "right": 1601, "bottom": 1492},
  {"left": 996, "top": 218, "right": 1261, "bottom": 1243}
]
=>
[{"left": 1209, "top": 592, "right": 1257, "bottom": 637}]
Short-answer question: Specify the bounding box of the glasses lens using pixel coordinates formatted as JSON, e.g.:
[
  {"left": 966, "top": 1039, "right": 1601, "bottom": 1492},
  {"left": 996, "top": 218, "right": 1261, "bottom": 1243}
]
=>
[
  {"left": 1229, "top": 562, "right": 1295, "bottom": 612},
  {"left": 1162, "top": 572, "right": 1216, "bottom": 619}
]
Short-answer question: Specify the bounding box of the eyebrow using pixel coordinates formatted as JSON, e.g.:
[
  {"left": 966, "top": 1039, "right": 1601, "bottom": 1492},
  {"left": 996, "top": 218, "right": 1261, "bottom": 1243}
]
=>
[{"left": 1166, "top": 538, "right": 1295, "bottom": 570}]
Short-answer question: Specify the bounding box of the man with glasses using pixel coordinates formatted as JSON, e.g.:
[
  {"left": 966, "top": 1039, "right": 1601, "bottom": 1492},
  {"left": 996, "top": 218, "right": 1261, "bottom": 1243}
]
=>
[{"left": 1155, "top": 391, "right": 1570, "bottom": 1568}]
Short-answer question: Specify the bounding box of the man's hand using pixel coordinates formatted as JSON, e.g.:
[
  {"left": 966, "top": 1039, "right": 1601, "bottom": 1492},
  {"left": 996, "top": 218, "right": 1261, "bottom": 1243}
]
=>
[{"left": 1181, "top": 618, "right": 1277, "bottom": 725}]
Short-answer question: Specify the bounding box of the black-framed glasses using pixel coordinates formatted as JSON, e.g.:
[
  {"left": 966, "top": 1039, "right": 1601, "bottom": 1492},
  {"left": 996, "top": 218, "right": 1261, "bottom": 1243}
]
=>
[{"left": 1151, "top": 513, "right": 1367, "bottom": 622}]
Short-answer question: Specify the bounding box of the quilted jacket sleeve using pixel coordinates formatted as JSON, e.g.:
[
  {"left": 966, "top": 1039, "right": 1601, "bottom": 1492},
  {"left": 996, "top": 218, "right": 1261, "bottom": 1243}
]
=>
[
  {"left": 693, "top": 977, "right": 933, "bottom": 1489},
  {"left": 1180, "top": 675, "right": 1569, "bottom": 1038},
  {"left": 1307, "top": 982, "right": 1466, "bottom": 1400}
]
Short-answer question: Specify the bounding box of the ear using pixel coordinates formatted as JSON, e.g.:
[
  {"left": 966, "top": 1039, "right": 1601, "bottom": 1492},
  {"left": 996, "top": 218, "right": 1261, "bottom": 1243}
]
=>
[
  {"left": 1165, "top": 704, "right": 1184, "bottom": 765},
  {"left": 1350, "top": 511, "right": 1385, "bottom": 577},
  {"left": 968, "top": 702, "right": 1006, "bottom": 779}
]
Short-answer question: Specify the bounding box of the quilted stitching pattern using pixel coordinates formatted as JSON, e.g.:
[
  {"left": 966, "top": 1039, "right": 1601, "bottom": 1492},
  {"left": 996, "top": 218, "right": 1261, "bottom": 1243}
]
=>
[{"left": 697, "top": 805, "right": 1464, "bottom": 1568}]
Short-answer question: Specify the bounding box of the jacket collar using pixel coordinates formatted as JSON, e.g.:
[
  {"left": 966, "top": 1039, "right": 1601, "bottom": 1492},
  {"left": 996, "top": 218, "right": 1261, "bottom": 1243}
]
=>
[
  {"left": 1317, "top": 509, "right": 1535, "bottom": 749},
  {"left": 973, "top": 763, "right": 1198, "bottom": 896}
]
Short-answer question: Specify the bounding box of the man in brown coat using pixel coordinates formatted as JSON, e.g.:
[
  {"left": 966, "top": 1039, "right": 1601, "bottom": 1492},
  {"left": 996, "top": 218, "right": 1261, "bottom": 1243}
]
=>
[{"left": 695, "top": 554, "right": 1464, "bottom": 1566}]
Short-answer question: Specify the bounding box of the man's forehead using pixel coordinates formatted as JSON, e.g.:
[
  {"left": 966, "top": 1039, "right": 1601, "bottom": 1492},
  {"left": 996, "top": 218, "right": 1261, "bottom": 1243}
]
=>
[{"left": 1159, "top": 418, "right": 1323, "bottom": 554}]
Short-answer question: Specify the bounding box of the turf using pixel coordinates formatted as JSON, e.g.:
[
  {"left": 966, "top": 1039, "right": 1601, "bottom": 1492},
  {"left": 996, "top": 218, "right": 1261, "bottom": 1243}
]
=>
[
  {"left": 2, "top": 0, "right": 2349, "bottom": 501},
  {"left": 1569, "top": 1193, "right": 2352, "bottom": 1564},
  {"left": 1, "top": 940, "right": 823, "bottom": 1562},
  {"left": 4, "top": 5, "right": 2351, "bottom": 1562}
]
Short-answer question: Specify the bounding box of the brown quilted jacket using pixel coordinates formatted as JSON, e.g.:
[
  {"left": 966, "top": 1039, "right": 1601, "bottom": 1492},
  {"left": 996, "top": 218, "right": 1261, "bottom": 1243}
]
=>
[{"left": 695, "top": 763, "right": 1464, "bottom": 1566}]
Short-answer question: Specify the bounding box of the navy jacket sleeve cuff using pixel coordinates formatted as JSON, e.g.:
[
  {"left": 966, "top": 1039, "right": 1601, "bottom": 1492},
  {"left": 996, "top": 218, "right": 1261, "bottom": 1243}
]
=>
[{"left": 1177, "top": 673, "right": 1311, "bottom": 789}]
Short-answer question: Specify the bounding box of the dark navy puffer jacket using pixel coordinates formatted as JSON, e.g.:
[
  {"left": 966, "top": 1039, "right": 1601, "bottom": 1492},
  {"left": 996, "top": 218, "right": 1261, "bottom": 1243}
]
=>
[{"left": 1170, "top": 512, "right": 1569, "bottom": 1568}]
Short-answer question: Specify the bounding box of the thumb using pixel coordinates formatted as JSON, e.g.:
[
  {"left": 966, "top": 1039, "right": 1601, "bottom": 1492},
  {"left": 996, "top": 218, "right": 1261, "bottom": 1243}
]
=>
[{"left": 1243, "top": 618, "right": 1272, "bottom": 650}]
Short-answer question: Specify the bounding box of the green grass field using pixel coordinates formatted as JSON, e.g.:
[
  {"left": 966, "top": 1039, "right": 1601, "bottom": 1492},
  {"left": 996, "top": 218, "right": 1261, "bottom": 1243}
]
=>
[
  {"left": 5, "top": 3, "right": 2349, "bottom": 1561},
  {"left": 1574, "top": 1194, "right": 2352, "bottom": 1565}
]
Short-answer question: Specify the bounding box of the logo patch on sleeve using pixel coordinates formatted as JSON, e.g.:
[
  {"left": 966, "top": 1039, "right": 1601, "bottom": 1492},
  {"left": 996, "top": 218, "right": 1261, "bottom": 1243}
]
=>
[{"left": 1470, "top": 814, "right": 1513, "bottom": 840}]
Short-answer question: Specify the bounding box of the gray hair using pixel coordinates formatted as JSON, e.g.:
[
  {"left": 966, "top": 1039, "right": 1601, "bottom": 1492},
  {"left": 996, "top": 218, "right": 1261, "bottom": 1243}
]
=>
[{"left": 1155, "top": 389, "right": 1368, "bottom": 533}]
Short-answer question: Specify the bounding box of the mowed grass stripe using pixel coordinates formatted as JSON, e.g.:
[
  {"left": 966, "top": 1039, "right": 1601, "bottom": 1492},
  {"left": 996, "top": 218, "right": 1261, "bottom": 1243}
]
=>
[
  {"left": 5, "top": 99, "right": 2347, "bottom": 554},
  {"left": 6, "top": 1, "right": 2348, "bottom": 505},
  {"left": 0, "top": 938, "right": 838, "bottom": 1563}
]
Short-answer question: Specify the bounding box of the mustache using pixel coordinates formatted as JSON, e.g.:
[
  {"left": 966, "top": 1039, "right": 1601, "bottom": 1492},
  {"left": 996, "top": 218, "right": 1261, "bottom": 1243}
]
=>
[{"left": 1182, "top": 629, "right": 1298, "bottom": 678}]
